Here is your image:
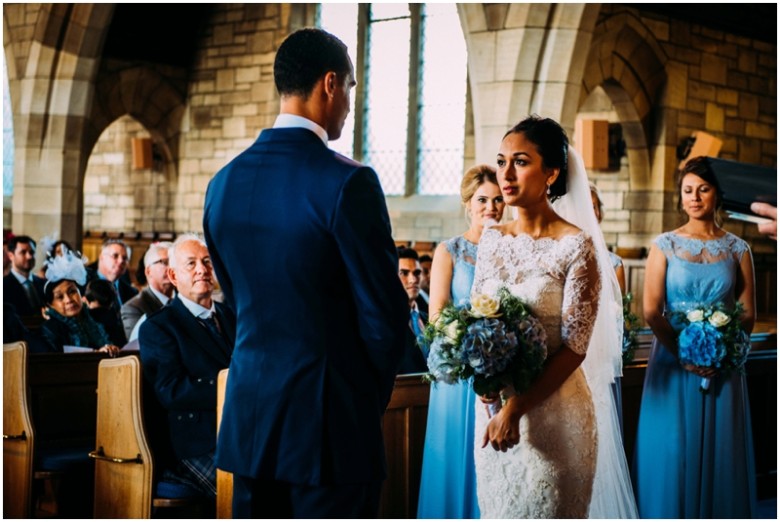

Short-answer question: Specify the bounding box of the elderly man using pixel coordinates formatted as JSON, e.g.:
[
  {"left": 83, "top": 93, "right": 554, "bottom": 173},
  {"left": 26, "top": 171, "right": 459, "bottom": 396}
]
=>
[
  {"left": 88, "top": 239, "right": 138, "bottom": 307},
  {"left": 121, "top": 241, "right": 174, "bottom": 339},
  {"left": 397, "top": 247, "right": 429, "bottom": 374},
  {"left": 3, "top": 235, "right": 46, "bottom": 317},
  {"left": 139, "top": 234, "right": 234, "bottom": 499}
]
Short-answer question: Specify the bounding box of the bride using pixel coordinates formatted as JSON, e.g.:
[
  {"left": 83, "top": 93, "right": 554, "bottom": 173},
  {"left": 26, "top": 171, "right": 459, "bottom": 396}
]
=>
[{"left": 471, "top": 116, "right": 637, "bottom": 518}]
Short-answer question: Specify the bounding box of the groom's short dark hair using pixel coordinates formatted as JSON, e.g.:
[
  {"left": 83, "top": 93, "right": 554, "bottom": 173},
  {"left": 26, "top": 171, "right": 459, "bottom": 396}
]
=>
[{"left": 274, "top": 27, "right": 351, "bottom": 99}]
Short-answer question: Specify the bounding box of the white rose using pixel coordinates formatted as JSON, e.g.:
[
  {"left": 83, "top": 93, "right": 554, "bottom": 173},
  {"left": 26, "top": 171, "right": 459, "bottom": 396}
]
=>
[
  {"left": 708, "top": 310, "right": 732, "bottom": 328},
  {"left": 471, "top": 294, "right": 501, "bottom": 318},
  {"left": 686, "top": 309, "right": 704, "bottom": 322},
  {"left": 444, "top": 320, "right": 461, "bottom": 341}
]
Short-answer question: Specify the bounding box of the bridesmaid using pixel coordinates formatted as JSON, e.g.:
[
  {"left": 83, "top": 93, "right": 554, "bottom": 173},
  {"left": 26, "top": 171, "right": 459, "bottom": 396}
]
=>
[
  {"left": 633, "top": 156, "right": 757, "bottom": 518},
  {"left": 417, "top": 165, "right": 505, "bottom": 519}
]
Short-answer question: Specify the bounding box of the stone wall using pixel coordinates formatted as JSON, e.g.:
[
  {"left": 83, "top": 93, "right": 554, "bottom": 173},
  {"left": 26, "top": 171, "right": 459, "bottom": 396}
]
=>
[{"left": 83, "top": 115, "right": 174, "bottom": 233}]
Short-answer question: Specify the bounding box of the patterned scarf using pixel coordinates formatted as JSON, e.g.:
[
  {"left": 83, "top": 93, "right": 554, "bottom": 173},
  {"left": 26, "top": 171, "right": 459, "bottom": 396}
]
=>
[{"left": 46, "top": 307, "right": 111, "bottom": 349}]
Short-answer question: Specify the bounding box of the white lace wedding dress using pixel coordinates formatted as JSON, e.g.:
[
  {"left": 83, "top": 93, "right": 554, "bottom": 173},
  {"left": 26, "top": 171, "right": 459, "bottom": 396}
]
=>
[{"left": 471, "top": 228, "right": 601, "bottom": 519}]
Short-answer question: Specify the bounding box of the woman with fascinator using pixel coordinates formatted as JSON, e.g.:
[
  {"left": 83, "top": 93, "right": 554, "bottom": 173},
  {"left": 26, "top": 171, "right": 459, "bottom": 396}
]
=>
[
  {"left": 470, "top": 116, "right": 637, "bottom": 518},
  {"left": 40, "top": 248, "right": 120, "bottom": 356}
]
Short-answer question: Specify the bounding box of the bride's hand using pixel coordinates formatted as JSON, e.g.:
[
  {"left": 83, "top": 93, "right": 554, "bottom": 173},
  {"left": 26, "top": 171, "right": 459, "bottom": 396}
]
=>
[
  {"left": 681, "top": 364, "right": 717, "bottom": 378},
  {"left": 481, "top": 397, "right": 522, "bottom": 452}
]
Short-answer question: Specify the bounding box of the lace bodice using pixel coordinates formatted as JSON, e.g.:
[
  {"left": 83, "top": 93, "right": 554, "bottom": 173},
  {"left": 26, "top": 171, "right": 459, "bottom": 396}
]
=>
[
  {"left": 655, "top": 231, "right": 749, "bottom": 312},
  {"left": 471, "top": 228, "right": 601, "bottom": 355},
  {"left": 445, "top": 235, "right": 478, "bottom": 307}
]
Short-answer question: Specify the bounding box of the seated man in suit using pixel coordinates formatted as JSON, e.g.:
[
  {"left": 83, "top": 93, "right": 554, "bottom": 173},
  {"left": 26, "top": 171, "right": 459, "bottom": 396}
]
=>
[
  {"left": 139, "top": 234, "right": 234, "bottom": 499},
  {"left": 397, "top": 247, "right": 429, "bottom": 374},
  {"left": 3, "top": 235, "right": 46, "bottom": 317},
  {"left": 121, "top": 241, "right": 174, "bottom": 339},
  {"left": 87, "top": 239, "right": 139, "bottom": 308}
]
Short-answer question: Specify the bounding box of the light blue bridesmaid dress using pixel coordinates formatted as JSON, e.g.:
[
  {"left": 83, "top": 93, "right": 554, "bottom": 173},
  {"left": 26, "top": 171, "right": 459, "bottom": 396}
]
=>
[
  {"left": 417, "top": 236, "right": 480, "bottom": 519},
  {"left": 632, "top": 232, "right": 757, "bottom": 518}
]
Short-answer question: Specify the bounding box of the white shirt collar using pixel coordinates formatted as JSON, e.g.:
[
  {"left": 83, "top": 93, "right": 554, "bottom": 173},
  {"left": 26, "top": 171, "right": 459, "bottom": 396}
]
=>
[
  {"left": 149, "top": 285, "right": 172, "bottom": 306},
  {"left": 10, "top": 268, "right": 32, "bottom": 285},
  {"left": 178, "top": 294, "right": 215, "bottom": 320},
  {"left": 273, "top": 114, "right": 329, "bottom": 146}
]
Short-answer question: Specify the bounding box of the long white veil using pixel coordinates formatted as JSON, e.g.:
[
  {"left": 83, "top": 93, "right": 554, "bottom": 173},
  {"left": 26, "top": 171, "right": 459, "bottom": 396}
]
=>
[{"left": 552, "top": 146, "right": 639, "bottom": 518}]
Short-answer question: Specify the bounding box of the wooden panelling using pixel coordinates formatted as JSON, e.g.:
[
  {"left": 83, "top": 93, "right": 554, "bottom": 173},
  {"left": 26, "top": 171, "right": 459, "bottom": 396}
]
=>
[{"left": 379, "top": 374, "right": 430, "bottom": 519}]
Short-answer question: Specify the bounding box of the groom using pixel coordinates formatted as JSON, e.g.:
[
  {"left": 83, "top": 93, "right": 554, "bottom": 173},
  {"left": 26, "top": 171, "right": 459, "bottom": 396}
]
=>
[{"left": 203, "top": 28, "right": 408, "bottom": 518}]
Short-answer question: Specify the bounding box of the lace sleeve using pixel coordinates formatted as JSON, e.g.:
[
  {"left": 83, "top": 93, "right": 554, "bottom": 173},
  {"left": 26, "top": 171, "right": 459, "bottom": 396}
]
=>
[
  {"left": 471, "top": 228, "right": 499, "bottom": 297},
  {"left": 561, "top": 235, "right": 601, "bottom": 355}
]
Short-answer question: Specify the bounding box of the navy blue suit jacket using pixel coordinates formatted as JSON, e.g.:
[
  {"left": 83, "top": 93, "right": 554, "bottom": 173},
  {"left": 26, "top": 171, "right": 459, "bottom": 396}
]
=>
[
  {"left": 138, "top": 296, "right": 234, "bottom": 460},
  {"left": 3, "top": 273, "right": 46, "bottom": 317},
  {"left": 203, "top": 127, "right": 408, "bottom": 486}
]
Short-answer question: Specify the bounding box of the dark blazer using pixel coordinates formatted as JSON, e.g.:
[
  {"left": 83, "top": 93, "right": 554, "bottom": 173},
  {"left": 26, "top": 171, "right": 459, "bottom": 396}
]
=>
[
  {"left": 86, "top": 267, "right": 139, "bottom": 306},
  {"left": 138, "top": 296, "right": 234, "bottom": 461},
  {"left": 399, "top": 308, "right": 429, "bottom": 374},
  {"left": 121, "top": 286, "right": 165, "bottom": 339},
  {"left": 203, "top": 127, "right": 408, "bottom": 486},
  {"left": 3, "top": 273, "right": 46, "bottom": 317}
]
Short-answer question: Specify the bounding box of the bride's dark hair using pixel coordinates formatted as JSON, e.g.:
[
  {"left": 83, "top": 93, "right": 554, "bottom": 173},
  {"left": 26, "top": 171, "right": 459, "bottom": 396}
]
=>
[{"left": 504, "top": 115, "right": 569, "bottom": 201}]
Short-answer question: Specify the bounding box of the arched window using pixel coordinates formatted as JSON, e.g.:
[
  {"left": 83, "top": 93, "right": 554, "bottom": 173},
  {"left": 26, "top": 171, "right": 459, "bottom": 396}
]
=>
[
  {"left": 2, "top": 51, "right": 13, "bottom": 197},
  {"left": 319, "top": 3, "right": 467, "bottom": 196}
]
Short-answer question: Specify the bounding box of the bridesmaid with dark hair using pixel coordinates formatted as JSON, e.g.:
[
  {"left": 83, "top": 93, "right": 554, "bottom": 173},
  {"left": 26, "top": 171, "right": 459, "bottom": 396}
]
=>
[{"left": 633, "top": 156, "right": 757, "bottom": 518}]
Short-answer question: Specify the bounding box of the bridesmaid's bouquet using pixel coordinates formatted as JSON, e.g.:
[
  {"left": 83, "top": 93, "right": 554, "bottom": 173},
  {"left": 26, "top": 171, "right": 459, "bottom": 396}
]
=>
[
  {"left": 419, "top": 287, "right": 547, "bottom": 415},
  {"left": 669, "top": 302, "right": 751, "bottom": 394},
  {"left": 622, "top": 293, "right": 640, "bottom": 365}
]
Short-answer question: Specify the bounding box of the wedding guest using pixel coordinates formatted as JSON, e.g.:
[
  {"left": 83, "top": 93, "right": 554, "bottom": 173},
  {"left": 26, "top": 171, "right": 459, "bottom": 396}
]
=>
[
  {"left": 121, "top": 241, "right": 174, "bottom": 339},
  {"left": 3, "top": 235, "right": 46, "bottom": 317},
  {"left": 39, "top": 249, "right": 120, "bottom": 356},
  {"left": 417, "top": 254, "right": 432, "bottom": 307},
  {"left": 470, "top": 116, "right": 636, "bottom": 517},
  {"left": 396, "top": 247, "right": 428, "bottom": 374},
  {"left": 83, "top": 278, "right": 127, "bottom": 347},
  {"left": 750, "top": 201, "right": 777, "bottom": 240},
  {"left": 590, "top": 182, "right": 626, "bottom": 294},
  {"left": 3, "top": 238, "right": 11, "bottom": 276},
  {"left": 633, "top": 156, "right": 757, "bottom": 518},
  {"left": 87, "top": 239, "right": 138, "bottom": 307},
  {"left": 139, "top": 234, "right": 234, "bottom": 500},
  {"left": 36, "top": 239, "right": 74, "bottom": 279},
  {"left": 417, "top": 164, "right": 505, "bottom": 519},
  {"left": 203, "top": 27, "right": 407, "bottom": 518}
]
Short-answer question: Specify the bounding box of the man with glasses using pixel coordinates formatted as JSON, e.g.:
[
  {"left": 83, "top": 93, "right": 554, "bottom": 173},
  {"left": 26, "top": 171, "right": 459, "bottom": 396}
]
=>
[
  {"left": 88, "top": 238, "right": 139, "bottom": 308},
  {"left": 121, "top": 241, "right": 174, "bottom": 340}
]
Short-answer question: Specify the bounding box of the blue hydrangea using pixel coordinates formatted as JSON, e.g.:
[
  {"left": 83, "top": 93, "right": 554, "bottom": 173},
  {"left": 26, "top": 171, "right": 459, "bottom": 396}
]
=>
[
  {"left": 426, "top": 337, "right": 463, "bottom": 384},
  {"left": 461, "top": 318, "right": 518, "bottom": 377},
  {"left": 678, "top": 321, "right": 725, "bottom": 368}
]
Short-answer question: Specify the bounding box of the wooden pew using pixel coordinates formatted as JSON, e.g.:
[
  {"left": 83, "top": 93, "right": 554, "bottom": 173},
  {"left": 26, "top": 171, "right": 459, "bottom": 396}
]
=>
[
  {"left": 379, "top": 373, "right": 430, "bottom": 518},
  {"left": 216, "top": 368, "right": 232, "bottom": 518},
  {"left": 91, "top": 354, "right": 209, "bottom": 518},
  {"left": 3, "top": 341, "right": 35, "bottom": 519}
]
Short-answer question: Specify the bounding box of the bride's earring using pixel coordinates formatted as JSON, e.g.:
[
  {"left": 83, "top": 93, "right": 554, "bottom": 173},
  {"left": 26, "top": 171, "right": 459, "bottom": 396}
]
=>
[{"left": 546, "top": 184, "right": 551, "bottom": 196}]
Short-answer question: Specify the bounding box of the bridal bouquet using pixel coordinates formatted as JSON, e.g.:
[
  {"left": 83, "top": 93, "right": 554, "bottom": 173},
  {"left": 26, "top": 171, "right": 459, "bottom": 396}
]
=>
[
  {"left": 622, "top": 293, "right": 640, "bottom": 365},
  {"left": 420, "top": 287, "right": 547, "bottom": 415},
  {"left": 669, "top": 302, "right": 750, "bottom": 394}
]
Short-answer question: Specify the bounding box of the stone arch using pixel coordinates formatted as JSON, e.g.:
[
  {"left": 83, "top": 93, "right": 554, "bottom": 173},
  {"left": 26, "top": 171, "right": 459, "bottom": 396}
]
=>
[
  {"left": 86, "top": 65, "right": 184, "bottom": 182},
  {"left": 581, "top": 12, "right": 668, "bottom": 190},
  {"left": 457, "top": 3, "right": 600, "bottom": 163},
  {"left": 5, "top": 3, "right": 114, "bottom": 249}
]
